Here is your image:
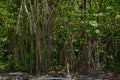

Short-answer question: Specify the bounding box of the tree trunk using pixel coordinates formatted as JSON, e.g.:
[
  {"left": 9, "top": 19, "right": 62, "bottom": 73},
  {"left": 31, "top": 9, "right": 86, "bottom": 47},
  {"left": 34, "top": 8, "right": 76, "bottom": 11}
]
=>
[{"left": 45, "top": 0, "right": 53, "bottom": 73}]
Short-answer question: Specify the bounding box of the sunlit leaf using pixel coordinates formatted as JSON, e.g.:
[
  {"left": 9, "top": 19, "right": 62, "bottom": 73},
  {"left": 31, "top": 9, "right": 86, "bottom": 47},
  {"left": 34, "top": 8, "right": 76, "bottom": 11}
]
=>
[
  {"left": 95, "top": 29, "right": 100, "bottom": 34},
  {"left": 89, "top": 21, "right": 98, "bottom": 27},
  {"left": 106, "top": 6, "right": 113, "bottom": 10},
  {"left": 116, "top": 14, "right": 120, "bottom": 19}
]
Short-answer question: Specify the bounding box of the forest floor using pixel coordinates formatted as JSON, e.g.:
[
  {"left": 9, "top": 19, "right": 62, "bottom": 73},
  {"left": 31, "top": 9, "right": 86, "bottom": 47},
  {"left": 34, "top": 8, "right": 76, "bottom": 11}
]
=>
[
  {"left": 0, "top": 71, "right": 120, "bottom": 80},
  {"left": 29, "top": 71, "right": 120, "bottom": 80},
  {"left": 39, "top": 71, "right": 120, "bottom": 80}
]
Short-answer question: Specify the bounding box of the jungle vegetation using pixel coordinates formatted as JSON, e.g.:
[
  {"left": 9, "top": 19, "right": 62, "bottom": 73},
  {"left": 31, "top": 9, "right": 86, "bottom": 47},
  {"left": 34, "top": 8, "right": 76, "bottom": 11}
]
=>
[{"left": 0, "top": 0, "right": 120, "bottom": 75}]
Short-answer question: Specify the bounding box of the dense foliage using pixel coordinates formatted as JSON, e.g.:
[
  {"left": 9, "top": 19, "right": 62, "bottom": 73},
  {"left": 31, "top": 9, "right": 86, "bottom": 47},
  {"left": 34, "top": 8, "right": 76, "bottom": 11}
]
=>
[{"left": 0, "top": 0, "right": 120, "bottom": 75}]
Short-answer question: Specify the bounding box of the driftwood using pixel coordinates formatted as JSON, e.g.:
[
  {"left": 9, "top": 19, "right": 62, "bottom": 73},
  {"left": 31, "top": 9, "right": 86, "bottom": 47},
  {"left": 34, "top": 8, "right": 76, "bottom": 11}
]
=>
[{"left": 0, "top": 72, "right": 29, "bottom": 80}]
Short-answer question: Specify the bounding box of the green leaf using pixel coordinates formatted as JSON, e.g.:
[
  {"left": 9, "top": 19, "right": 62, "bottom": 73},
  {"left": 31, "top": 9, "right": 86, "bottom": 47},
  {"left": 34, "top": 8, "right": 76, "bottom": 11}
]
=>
[
  {"left": 93, "top": 13, "right": 105, "bottom": 17},
  {"left": 89, "top": 21, "right": 98, "bottom": 27},
  {"left": 106, "top": 6, "right": 113, "bottom": 10},
  {"left": 116, "top": 14, "right": 120, "bottom": 19},
  {"left": 95, "top": 29, "right": 100, "bottom": 34}
]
